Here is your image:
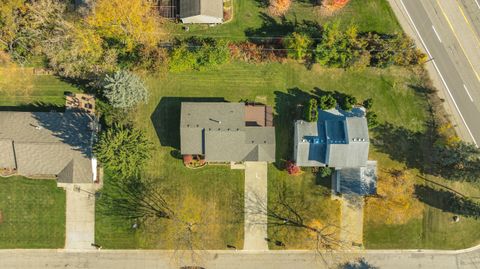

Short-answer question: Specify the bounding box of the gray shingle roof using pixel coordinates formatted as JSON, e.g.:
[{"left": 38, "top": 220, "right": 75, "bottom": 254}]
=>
[
  {"left": 0, "top": 111, "right": 94, "bottom": 183},
  {"left": 180, "top": 0, "right": 223, "bottom": 21},
  {"left": 294, "top": 107, "right": 369, "bottom": 168},
  {"left": 180, "top": 102, "right": 275, "bottom": 162}
]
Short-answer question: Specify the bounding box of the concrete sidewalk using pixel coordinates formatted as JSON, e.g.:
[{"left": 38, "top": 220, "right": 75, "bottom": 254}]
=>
[
  {"left": 243, "top": 162, "right": 268, "bottom": 251},
  {"left": 62, "top": 184, "right": 96, "bottom": 250}
]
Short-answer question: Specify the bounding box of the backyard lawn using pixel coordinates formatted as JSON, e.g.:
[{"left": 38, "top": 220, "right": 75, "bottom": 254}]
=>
[
  {"left": 0, "top": 177, "right": 66, "bottom": 248},
  {"left": 0, "top": 66, "right": 78, "bottom": 109},
  {"left": 169, "top": 0, "right": 401, "bottom": 40}
]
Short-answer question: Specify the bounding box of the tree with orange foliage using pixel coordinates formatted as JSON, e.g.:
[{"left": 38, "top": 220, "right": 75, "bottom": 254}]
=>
[
  {"left": 365, "top": 169, "right": 423, "bottom": 225},
  {"left": 268, "top": 0, "right": 292, "bottom": 16}
]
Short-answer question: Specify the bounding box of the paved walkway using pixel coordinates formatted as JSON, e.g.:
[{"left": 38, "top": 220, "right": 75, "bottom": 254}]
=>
[
  {"left": 243, "top": 162, "right": 268, "bottom": 251},
  {"left": 339, "top": 195, "right": 364, "bottom": 249},
  {"left": 62, "top": 184, "right": 96, "bottom": 250}
]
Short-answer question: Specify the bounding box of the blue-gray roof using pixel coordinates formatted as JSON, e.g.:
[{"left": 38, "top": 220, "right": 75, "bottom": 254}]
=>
[{"left": 294, "top": 107, "right": 369, "bottom": 168}]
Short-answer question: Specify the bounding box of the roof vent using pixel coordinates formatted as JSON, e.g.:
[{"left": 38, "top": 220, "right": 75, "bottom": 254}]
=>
[{"left": 209, "top": 118, "right": 221, "bottom": 124}]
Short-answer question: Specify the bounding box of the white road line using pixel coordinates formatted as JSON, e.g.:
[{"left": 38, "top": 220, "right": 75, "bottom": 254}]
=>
[
  {"left": 464, "top": 84, "right": 474, "bottom": 102},
  {"left": 400, "top": 0, "right": 478, "bottom": 147},
  {"left": 475, "top": 0, "right": 480, "bottom": 10},
  {"left": 432, "top": 25, "right": 442, "bottom": 43}
]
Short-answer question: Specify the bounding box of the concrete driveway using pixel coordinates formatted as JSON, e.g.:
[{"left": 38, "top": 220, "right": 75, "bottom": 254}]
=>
[
  {"left": 339, "top": 195, "right": 364, "bottom": 249},
  {"left": 62, "top": 184, "right": 96, "bottom": 250},
  {"left": 243, "top": 162, "right": 268, "bottom": 251}
]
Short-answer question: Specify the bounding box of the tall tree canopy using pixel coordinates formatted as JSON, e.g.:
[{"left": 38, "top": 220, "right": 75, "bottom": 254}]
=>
[
  {"left": 86, "top": 0, "right": 162, "bottom": 53},
  {"left": 94, "top": 125, "right": 152, "bottom": 178},
  {"left": 103, "top": 70, "right": 149, "bottom": 108}
]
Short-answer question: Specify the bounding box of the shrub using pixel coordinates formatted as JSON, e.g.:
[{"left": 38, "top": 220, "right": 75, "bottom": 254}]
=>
[
  {"left": 363, "top": 98, "right": 373, "bottom": 109},
  {"left": 366, "top": 111, "right": 379, "bottom": 129},
  {"left": 286, "top": 161, "right": 302, "bottom": 175},
  {"left": 284, "top": 32, "right": 313, "bottom": 60},
  {"left": 318, "top": 94, "right": 337, "bottom": 110},
  {"left": 318, "top": 167, "right": 332, "bottom": 178},
  {"left": 305, "top": 98, "right": 318, "bottom": 122},
  {"left": 169, "top": 39, "right": 230, "bottom": 71},
  {"left": 94, "top": 125, "right": 152, "bottom": 178},
  {"left": 229, "top": 42, "right": 281, "bottom": 63},
  {"left": 340, "top": 94, "right": 356, "bottom": 111},
  {"left": 268, "top": 0, "right": 292, "bottom": 16},
  {"left": 168, "top": 44, "right": 198, "bottom": 72},
  {"left": 103, "top": 70, "right": 149, "bottom": 108}
]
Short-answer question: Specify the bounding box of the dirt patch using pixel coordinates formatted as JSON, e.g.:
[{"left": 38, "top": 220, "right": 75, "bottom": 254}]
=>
[{"left": 0, "top": 210, "right": 3, "bottom": 224}]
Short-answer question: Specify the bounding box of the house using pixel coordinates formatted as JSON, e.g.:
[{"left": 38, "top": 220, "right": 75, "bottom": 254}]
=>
[
  {"left": 0, "top": 111, "right": 97, "bottom": 184},
  {"left": 180, "top": 102, "right": 275, "bottom": 163},
  {"left": 293, "top": 107, "right": 377, "bottom": 195},
  {"left": 180, "top": 0, "right": 223, "bottom": 24}
]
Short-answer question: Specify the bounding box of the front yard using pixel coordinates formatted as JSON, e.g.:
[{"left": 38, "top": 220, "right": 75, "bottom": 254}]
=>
[
  {"left": 1, "top": 0, "right": 480, "bottom": 252},
  {"left": 0, "top": 177, "right": 66, "bottom": 248}
]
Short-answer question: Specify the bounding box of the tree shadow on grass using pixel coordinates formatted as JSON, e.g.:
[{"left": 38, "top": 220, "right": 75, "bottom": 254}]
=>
[
  {"left": 371, "top": 119, "right": 441, "bottom": 175},
  {"left": 150, "top": 97, "right": 226, "bottom": 149},
  {"left": 273, "top": 87, "right": 315, "bottom": 168},
  {"left": 0, "top": 101, "right": 64, "bottom": 112},
  {"left": 415, "top": 185, "right": 480, "bottom": 218},
  {"left": 245, "top": 12, "right": 296, "bottom": 42}
]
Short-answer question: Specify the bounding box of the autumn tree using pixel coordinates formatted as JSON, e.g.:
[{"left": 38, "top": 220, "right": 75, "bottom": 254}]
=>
[
  {"left": 321, "top": 0, "right": 351, "bottom": 12},
  {"left": 315, "top": 23, "right": 364, "bottom": 68},
  {"left": 86, "top": 0, "right": 162, "bottom": 53},
  {"left": 268, "top": 0, "right": 292, "bottom": 16},
  {"left": 0, "top": 0, "right": 26, "bottom": 57},
  {"left": 242, "top": 181, "right": 344, "bottom": 250},
  {"left": 365, "top": 169, "right": 423, "bottom": 225}
]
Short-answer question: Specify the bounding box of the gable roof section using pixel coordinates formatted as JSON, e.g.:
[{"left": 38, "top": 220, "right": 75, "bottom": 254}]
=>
[
  {"left": 181, "top": 102, "right": 275, "bottom": 162},
  {"left": 180, "top": 0, "right": 223, "bottom": 20},
  {"left": 0, "top": 111, "right": 94, "bottom": 183},
  {"left": 294, "top": 107, "right": 369, "bottom": 168}
]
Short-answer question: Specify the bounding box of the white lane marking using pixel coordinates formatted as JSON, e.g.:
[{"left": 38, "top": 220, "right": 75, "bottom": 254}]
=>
[
  {"left": 464, "top": 84, "right": 474, "bottom": 102},
  {"left": 475, "top": 0, "right": 480, "bottom": 10},
  {"left": 400, "top": 0, "right": 478, "bottom": 147},
  {"left": 432, "top": 25, "right": 442, "bottom": 43}
]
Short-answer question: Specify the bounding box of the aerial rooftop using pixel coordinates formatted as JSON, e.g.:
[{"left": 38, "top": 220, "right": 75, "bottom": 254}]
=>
[
  {"left": 180, "top": 102, "right": 275, "bottom": 162},
  {"left": 0, "top": 111, "right": 95, "bottom": 183},
  {"left": 294, "top": 107, "right": 369, "bottom": 168}
]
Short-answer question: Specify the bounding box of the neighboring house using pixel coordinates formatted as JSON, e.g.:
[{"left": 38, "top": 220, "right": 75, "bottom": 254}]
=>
[
  {"left": 180, "top": 0, "right": 223, "bottom": 24},
  {"left": 0, "top": 111, "right": 97, "bottom": 184},
  {"left": 180, "top": 102, "right": 275, "bottom": 163},
  {"left": 294, "top": 107, "right": 377, "bottom": 195}
]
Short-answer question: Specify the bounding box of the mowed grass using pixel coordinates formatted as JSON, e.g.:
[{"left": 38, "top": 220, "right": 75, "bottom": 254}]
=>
[
  {"left": 0, "top": 67, "right": 79, "bottom": 108},
  {"left": 169, "top": 0, "right": 401, "bottom": 40},
  {"left": 363, "top": 150, "right": 480, "bottom": 250},
  {"left": 0, "top": 177, "right": 66, "bottom": 248},
  {"left": 93, "top": 60, "right": 427, "bottom": 249}
]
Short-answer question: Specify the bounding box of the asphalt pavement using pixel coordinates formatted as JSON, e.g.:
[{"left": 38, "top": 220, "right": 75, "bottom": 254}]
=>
[{"left": 391, "top": 0, "right": 480, "bottom": 146}]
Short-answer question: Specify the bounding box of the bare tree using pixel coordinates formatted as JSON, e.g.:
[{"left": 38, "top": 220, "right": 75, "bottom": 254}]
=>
[{"left": 242, "top": 181, "right": 347, "bottom": 251}]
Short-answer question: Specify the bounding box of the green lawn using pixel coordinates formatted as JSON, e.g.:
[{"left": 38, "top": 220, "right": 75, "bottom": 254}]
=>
[
  {"left": 95, "top": 60, "right": 425, "bottom": 249},
  {"left": 0, "top": 67, "right": 79, "bottom": 108},
  {"left": 0, "top": 177, "right": 66, "bottom": 248},
  {"left": 169, "top": 0, "right": 401, "bottom": 40}
]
